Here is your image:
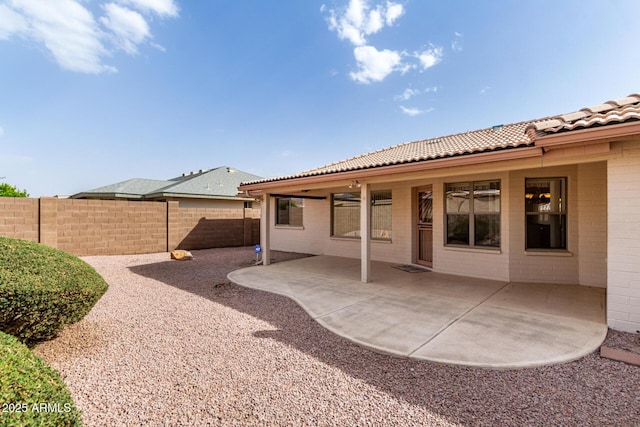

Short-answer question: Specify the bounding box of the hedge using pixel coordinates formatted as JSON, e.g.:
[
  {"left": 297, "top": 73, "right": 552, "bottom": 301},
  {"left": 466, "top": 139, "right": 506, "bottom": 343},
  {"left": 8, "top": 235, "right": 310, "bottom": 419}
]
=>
[
  {"left": 0, "top": 236, "right": 108, "bottom": 345},
  {"left": 0, "top": 330, "right": 82, "bottom": 426}
]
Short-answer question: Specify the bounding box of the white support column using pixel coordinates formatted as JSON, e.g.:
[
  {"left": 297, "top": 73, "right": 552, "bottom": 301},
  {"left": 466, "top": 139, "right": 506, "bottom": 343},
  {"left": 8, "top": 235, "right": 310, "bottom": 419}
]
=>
[
  {"left": 261, "top": 193, "right": 271, "bottom": 266},
  {"left": 360, "top": 183, "right": 371, "bottom": 283}
]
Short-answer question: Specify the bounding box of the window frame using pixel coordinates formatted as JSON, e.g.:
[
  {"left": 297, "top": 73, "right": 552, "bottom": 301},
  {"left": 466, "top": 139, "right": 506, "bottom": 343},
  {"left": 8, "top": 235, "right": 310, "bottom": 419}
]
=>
[
  {"left": 445, "top": 180, "right": 501, "bottom": 249},
  {"left": 275, "top": 197, "right": 304, "bottom": 227},
  {"left": 524, "top": 177, "right": 567, "bottom": 251},
  {"left": 330, "top": 190, "right": 393, "bottom": 241}
]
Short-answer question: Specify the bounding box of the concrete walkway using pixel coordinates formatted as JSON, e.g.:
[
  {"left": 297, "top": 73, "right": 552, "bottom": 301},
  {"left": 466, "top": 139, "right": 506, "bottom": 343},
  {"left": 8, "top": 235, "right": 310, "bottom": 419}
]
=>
[{"left": 228, "top": 256, "right": 607, "bottom": 369}]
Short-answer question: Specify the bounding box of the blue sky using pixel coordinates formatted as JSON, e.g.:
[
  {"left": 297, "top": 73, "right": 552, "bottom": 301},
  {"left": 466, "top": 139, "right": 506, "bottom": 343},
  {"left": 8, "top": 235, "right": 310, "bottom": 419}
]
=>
[{"left": 1, "top": 0, "right": 639, "bottom": 197}]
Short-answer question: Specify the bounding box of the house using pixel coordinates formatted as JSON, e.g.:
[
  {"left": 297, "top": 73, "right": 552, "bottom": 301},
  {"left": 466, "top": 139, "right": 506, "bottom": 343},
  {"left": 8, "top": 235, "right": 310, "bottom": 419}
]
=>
[
  {"left": 72, "top": 166, "right": 262, "bottom": 209},
  {"left": 238, "top": 93, "right": 640, "bottom": 334}
]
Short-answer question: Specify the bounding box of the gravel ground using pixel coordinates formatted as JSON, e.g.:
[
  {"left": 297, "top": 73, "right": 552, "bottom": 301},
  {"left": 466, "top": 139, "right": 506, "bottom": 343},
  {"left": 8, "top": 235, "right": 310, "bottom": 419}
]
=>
[{"left": 34, "top": 247, "right": 640, "bottom": 427}]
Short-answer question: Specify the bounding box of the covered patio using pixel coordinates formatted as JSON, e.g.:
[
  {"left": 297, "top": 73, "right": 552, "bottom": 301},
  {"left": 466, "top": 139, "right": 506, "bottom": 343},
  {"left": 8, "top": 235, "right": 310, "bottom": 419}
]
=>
[{"left": 228, "top": 255, "right": 607, "bottom": 369}]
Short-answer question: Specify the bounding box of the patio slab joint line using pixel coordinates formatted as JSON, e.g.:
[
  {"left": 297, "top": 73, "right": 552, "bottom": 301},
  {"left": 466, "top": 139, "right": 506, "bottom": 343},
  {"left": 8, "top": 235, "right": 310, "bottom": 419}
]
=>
[
  {"left": 313, "top": 292, "right": 381, "bottom": 320},
  {"left": 408, "top": 281, "right": 511, "bottom": 356}
]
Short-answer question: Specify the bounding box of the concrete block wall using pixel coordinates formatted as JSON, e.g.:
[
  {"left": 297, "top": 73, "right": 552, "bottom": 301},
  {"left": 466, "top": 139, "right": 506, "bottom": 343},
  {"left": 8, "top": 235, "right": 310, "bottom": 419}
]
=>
[
  {"left": 0, "top": 198, "right": 260, "bottom": 256},
  {"left": 176, "top": 208, "right": 259, "bottom": 250},
  {"left": 54, "top": 199, "right": 167, "bottom": 256},
  {"left": 0, "top": 197, "right": 39, "bottom": 242},
  {"left": 608, "top": 140, "right": 640, "bottom": 332}
]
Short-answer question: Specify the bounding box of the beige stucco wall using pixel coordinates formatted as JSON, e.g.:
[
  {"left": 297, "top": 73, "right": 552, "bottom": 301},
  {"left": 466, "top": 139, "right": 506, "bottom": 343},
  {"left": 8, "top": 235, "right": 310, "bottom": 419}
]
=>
[
  {"left": 508, "top": 165, "right": 580, "bottom": 284},
  {"left": 505, "top": 162, "right": 607, "bottom": 286},
  {"left": 577, "top": 162, "right": 607, "bottom": 287},
  {"left": 269, "top": 182, "right": 412, "bottom": 264},
  {"left": 607, "top": 139, "right": 640, "bottom": 333},
  {"left": 267, "top": 158, "right": 609, "bottom": 289}
]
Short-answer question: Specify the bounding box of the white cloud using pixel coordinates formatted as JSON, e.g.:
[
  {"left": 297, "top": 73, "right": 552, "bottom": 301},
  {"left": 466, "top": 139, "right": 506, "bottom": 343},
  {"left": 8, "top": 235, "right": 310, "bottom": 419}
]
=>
[
  {"left": 400, "top": 106, "right": 433, "bottom": 116},
  {"left": 395, "top": 88, "right": 419, "bottom": 101},
  {"left": 150, "top": 41, "right": 165, "bottom": 52},
  {"left": 117, "top": 0, "right": 179, "bottom": 18},
  {"left": 350, "top": 45, "right": 402, "bottom": 84},
  {"left": 364, "top": 7, "right": 383, "bottom": 34},
  {"left": 1, "top": 0, "right": 115, "bottom": 73},
  {"left": 451, "top": 31, "right": 463, "bottom": 52},
  {"left": 0, "top": 4, "right": 27, "bottom": 39},
  {"left": 416, "top": 45, "right": 443, "bottom": 70},
  {"left": 479, "top": 86, "right": 491, "bottom": 94},
  {"left": 100, "top": 3, "right": 150, "bottom": 55},
  {"left": 324, "top": 1, "right": 442, "bottom": 84},
  {"left": 385, "top": 2, "right": 403, "bottom": 25},
  {"left": 0, "top": 0, "right": 178, "bottom": 74},
  {"left": 0, "top": 125, "right": 4, "bottom": 137},
  {"left": 394, "top": 86, "right": 438, "bottom": 101},
  {"left": 326, "top": 0, "right": 404, "bottom": 46}
]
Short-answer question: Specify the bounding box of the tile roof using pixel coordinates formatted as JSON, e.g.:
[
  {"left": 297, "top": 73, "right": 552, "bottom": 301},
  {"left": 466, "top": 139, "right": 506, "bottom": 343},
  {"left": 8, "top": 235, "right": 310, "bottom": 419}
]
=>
[
  {"left": 242, "top": 122, "right": 534, "bottom": 185},
  {"left": 242, "top": 92, "right": 640, "bottom": 186},
  {"left": 73, "top": 166, "right": 262, "bottom": 200},
  {"left": 531, "top": 94, "right": 640, "bottom": 136}
]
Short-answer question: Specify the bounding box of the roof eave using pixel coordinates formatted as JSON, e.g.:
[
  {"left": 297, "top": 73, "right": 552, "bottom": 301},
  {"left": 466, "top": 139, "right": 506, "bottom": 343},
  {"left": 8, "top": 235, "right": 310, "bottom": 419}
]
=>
[
  {"left": 239, "top": 145, "right": 541, "bottom": 191},
  {"left": 70, "top": 192, "right": 145, "bottom": 199},
  {"left": 536, "top": 120, "right": 640, "bottom": 149},
  {"left": 145, "top": 192, "right": 256, "bottom": 201}
]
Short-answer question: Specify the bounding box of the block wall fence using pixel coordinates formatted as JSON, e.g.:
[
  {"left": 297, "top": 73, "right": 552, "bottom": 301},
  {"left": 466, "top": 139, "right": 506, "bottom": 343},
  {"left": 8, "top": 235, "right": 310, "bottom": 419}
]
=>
[{"left": 0, "top": 197, "right": 260, "bottom": 256}]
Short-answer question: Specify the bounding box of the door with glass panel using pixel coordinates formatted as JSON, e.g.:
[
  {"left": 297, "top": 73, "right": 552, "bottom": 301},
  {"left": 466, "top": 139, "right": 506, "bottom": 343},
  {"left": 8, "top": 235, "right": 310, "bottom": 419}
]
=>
[{"left": 416, "top": 186, "right": 433, "bottom": 267}]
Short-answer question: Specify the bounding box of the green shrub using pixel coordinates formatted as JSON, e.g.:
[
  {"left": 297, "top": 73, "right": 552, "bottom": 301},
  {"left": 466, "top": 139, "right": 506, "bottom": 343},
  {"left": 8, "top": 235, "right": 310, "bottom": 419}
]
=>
[
  {"left": 0, "top": 237, "right": 108, "bottom": 345},
  {"left": 0, "top": 330, "right": 82, "bottom": 426}
]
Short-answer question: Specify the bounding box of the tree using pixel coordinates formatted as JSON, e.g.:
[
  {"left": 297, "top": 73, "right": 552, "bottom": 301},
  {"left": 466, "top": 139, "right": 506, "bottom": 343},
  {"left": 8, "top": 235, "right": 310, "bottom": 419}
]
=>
[{"left": 0, "top": 182, "right": 29, "bottom": 197}]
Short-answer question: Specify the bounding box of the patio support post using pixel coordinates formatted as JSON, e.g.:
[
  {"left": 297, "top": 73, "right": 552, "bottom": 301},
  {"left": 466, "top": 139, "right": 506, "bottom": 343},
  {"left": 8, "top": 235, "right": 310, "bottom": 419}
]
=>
[
  {"left": 261, "top": 192, "right": 271, "bottom": 266},
  {"left": 360, "top": 183, "right": 371, "bottom": 283}
]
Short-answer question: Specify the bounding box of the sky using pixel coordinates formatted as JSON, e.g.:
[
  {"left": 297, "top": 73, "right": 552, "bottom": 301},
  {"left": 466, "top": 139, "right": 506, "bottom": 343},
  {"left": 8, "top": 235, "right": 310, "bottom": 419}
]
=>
[{"left": 1, "top": 0, "right": 639, "bottom": 197}]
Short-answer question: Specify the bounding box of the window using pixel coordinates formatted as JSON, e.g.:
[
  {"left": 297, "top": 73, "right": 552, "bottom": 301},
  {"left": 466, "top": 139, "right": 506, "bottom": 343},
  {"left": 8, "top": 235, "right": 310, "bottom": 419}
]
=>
[
  {"left": 331, "top": 190, "right": 392, "bottom": 240},
  {"left": 276, "top": 197, "right": 303, "bottom": 226},
  {"left": 525, "top": 178, "right": 566, "bottom": 249},
  {"left": 446, "top": 180, "right": 500, "bottom": 248}
]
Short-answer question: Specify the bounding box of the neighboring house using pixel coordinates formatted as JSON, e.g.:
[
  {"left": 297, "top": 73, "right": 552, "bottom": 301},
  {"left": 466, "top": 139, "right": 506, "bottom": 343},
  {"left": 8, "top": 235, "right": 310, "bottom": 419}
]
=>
[
  {"left": 73, "top": 166, "right": 262, "bottom": 209},
  {"left": 238, "top": 93, "right": 640, "bottom": 334}
]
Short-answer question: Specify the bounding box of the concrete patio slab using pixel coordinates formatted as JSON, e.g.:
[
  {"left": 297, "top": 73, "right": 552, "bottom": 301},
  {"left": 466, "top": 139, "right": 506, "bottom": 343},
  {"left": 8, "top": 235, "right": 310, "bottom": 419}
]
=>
[
  {"left": 412, "top": 305, "right": 606, "bottom": 368},
  {"left": 228, "top": 255, "right": 607, "bottom": 369},
  {"left": 319, "top": 293, "right": 474, "bottom": 355}
]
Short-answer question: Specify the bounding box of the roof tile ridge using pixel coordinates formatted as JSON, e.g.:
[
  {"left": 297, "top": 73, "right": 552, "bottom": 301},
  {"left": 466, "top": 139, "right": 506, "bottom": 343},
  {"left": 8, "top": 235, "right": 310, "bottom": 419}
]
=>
[
  {"left": 170, "top": 166, "right": 226, "bottom": 181},
  {"left": 577, "top": 103, "right": 640, "bottom": 120}
]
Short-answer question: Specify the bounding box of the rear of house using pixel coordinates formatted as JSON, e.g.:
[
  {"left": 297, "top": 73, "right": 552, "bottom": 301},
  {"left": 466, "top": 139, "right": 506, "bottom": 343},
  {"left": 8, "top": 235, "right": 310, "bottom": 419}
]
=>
[{"left": 239, "top": 94, "right": 640, "bottom": 334}]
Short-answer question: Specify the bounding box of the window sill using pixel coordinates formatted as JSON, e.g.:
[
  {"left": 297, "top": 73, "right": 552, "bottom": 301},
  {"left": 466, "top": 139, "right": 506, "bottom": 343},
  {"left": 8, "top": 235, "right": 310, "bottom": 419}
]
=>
[
  {"left": 444, "top": 246, "right": 502, "bottom": 255},
  {"left": 275, "top": 225, "right": 304, "bottom": 230},
  {"left": 525, "top": 250, "right": 573, "bottom": 257}
]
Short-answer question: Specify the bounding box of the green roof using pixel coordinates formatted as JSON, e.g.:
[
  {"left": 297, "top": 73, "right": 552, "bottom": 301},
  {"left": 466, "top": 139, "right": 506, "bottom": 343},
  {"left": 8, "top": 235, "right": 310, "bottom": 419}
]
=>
[{"left": 72, "top": 166, "right": 262, "bottom": 200}]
